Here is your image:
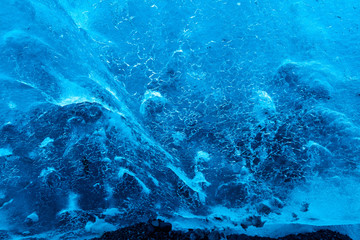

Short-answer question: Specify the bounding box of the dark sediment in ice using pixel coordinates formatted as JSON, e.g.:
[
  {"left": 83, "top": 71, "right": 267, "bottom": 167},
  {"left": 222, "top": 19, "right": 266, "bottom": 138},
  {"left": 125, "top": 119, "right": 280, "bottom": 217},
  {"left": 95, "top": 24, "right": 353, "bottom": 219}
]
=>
[{"left": 92, "top": 220, "right": 352, "bottom": 240}]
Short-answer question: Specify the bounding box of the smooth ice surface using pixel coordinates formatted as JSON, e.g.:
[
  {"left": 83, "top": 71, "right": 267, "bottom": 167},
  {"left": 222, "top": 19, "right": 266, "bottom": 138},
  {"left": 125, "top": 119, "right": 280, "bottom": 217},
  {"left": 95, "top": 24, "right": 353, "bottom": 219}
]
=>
[{"left": 0, "top": 0, "right": 360, "bottom": 239}]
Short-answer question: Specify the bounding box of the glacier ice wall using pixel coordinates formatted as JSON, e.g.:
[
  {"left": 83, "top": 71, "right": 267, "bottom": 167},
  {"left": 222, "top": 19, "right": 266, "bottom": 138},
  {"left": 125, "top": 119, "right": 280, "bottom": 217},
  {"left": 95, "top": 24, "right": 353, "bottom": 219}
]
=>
[{"left": 0, "top": 0, "right": 360, "bottom": 239}]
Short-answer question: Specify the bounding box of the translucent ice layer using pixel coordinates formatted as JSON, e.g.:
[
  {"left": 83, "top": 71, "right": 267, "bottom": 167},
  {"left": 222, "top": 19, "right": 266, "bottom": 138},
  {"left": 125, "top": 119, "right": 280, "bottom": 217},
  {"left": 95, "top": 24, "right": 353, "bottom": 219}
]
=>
[{"left": 0, "top": 0, "right": 359, "bottom": 239}]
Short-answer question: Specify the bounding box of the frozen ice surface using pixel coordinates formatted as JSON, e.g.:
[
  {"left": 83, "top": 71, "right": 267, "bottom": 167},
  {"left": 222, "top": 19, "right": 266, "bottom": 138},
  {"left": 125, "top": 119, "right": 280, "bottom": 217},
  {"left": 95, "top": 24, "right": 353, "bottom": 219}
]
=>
[{"left": 0, "top": 0, "right": 360, "bottom": 239}]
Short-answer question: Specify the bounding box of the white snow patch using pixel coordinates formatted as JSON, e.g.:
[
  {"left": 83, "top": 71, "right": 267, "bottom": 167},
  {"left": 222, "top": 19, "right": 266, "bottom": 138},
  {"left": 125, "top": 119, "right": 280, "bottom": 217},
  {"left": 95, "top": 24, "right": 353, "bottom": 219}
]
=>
[
  {"left": 26, "top": 212, "right": 39, "bottom": 223},
  {"left": 140, "top": 90, "right": 167, "bottom": 115},
  {"left": 40, "top": 137, "right": 54, "bottom": 148},
  {"left": 194, "top": 151, "right": 210, "bottom": 164},
  {"left": 193, "top": 172, "right": 211, "bottom": 187},
  {"left": 0, "top": 148, "right": 12, "bottom": 157},
  {"left": 103, "top": 208, "right": 122, "bottom": 217},
  {"left": 39, "top": 167, "right": 55, "bottom": 178},
  {"left": 166, "top": 207, "right": 360, "bottom": 240},
  {"left": 57, "top": 96, "right": 96, "bottom": 107},
  {"left": 85, "top": 217, "right": 116, "bottom": 234},
  {"left": 118, "top": 167, "right": 132, "bottom": 178}
]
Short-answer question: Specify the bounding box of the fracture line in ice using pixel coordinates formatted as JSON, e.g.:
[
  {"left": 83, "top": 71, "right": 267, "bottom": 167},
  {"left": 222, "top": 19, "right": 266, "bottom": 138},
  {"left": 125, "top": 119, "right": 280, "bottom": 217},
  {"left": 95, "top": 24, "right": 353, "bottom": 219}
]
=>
[
  {"left": 118, "top": 167, "right": 151, "bottom": 194},
  {"left": 167, "top": 164, "right": 209, "bottom": 203}
]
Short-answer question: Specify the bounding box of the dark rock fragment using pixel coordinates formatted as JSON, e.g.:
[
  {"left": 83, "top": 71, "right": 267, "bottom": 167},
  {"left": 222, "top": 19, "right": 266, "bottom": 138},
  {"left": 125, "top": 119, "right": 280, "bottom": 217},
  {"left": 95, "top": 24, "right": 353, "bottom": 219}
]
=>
[
  {"left": 241, "top": 215, "right": 266, "bottom": 230},
  {"left": 300, "top": 202, "right": 310, "bottom": 212},
  {"left": 150, "top": 219, "right": 172, "bottom": 232},
  {"left": 256, "top": 202, "right": 272, "bottom": 215}
]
